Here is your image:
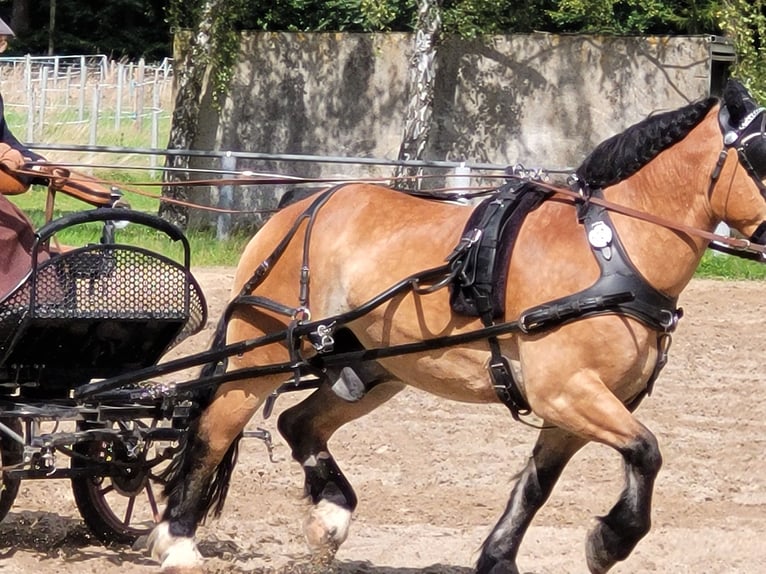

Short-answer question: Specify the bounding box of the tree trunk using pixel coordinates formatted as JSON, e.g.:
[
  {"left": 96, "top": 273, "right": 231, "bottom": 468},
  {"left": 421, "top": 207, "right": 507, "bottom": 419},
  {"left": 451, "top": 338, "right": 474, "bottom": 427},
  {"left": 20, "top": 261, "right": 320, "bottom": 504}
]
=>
[
  {"left": 10, "top": 0, "right": 31, "bottom": 36},
  {"left": 159, "top": 0, "right": 227, "bottom": 229},
  {"left": 393, "top": 0, "right": 442, "bottom": 190},
  {"left": 47, "top": 0, "right": 55, "bottom": 55}
]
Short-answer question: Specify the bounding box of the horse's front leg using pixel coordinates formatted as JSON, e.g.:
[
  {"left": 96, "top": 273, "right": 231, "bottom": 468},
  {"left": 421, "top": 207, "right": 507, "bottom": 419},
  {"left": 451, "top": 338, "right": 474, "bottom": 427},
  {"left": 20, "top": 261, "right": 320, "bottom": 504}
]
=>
[
  {"left": 147, "top": 376, "right": 274, "bottom": 572},
  {"left": 585, "top": 427, "right": 661, "bottom": 573},
  {"left": 477, "top": 428, "right": 588, "bottom": 574},
  {"left": 278, "top": 371, "right": 404, "bottom": 562}
]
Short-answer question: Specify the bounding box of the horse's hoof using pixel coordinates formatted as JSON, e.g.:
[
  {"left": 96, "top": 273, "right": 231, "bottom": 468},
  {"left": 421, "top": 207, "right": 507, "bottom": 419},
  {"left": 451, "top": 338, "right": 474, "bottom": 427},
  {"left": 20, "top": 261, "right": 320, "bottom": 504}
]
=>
[
  {"left": 585, "top": 519, "right": 617, "bottom": 574},
  {"left": 303, "top": 499, "right": 352, "bottom": 553},
  {"left": 147, "top": 522, "right": 203, "bottom": 572}
]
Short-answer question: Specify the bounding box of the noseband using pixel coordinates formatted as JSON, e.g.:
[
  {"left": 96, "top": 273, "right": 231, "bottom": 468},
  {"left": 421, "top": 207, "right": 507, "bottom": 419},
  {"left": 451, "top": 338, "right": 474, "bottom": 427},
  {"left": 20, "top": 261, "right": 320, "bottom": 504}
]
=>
[{"left": 717, "top": 103, "right": 766, "bottom": 245}]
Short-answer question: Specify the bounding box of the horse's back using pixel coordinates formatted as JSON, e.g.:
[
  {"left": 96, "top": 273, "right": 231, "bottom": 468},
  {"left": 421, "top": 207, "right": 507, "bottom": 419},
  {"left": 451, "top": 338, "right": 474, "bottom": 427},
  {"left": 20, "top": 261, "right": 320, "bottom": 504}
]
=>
[{"left": 235, "top": 183, "right": 472, "bottom": 296}]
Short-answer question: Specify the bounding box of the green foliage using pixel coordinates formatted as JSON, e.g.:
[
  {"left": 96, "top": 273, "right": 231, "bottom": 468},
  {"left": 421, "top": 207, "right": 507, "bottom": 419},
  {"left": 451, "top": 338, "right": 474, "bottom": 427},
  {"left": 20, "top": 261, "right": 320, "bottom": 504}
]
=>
[
  {"left": 717, "top": 0, "right": 766, "bottom": 101},
  {"left": 440, "top": 1, "right": 557, "bottom": 37},
  {"left": 546, "top": 0, "right": 721, "bottom": 34},
  {"left": 234, "top": 0, "right": 417, "bottom": 32},
  {"left": 0, "top": 0, "right": 754, "bottom": 58},
  {"left": 208, "top": 0, "right": 250, "bottom": 109}
]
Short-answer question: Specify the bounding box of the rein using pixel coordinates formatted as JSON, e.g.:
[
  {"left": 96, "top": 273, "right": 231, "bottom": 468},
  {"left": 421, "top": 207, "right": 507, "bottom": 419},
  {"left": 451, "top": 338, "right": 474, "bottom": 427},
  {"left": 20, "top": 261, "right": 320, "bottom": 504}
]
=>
[
  {"left": 558, "top": 177, "right": 766, "bottom": 255},
  {"left": 19, "top": 154, "right": 761, "bottom": 257}
]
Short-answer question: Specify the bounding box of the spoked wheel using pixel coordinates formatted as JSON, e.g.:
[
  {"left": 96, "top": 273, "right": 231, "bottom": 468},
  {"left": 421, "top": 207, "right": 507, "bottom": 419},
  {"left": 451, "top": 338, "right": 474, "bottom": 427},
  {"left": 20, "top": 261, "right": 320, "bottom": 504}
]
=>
[
  {"left": 70, "top": 418, "right": 177, "bottom": 545},
  {"left": 0, "top": 417, "right": 23, "bottom": 522}
]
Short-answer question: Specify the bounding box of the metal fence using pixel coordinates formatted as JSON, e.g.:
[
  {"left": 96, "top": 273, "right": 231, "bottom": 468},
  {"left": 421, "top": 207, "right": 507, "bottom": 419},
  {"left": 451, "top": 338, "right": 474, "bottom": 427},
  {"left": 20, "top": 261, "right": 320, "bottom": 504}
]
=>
[
  {"left": 27, "top": 142, "right": 554, "bottom": 238},
  {"left": 0, "top": 54, "right": 173, "bottom": 148}
]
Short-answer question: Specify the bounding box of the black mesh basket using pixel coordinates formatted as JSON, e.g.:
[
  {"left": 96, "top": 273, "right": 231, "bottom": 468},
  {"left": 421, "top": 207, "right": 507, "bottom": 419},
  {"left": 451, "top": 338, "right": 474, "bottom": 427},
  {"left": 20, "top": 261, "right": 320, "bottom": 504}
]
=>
[{"left": 0, "top": 209, "right": 206, "bottom": 395}]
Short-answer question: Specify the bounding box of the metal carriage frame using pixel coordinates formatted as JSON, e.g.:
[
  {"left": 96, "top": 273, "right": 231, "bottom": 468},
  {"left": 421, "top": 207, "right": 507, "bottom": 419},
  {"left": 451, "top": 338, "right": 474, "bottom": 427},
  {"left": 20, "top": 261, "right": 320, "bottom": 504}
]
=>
[{"left": 0, "top": 207, "right": 207, "bottom": 544}]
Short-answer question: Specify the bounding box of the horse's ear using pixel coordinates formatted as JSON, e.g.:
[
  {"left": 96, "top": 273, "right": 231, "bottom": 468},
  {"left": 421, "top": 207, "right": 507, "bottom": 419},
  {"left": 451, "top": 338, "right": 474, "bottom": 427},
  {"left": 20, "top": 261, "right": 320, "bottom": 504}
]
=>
[{"left": 723, "top": 78, "right": 758, "bottom": 125}]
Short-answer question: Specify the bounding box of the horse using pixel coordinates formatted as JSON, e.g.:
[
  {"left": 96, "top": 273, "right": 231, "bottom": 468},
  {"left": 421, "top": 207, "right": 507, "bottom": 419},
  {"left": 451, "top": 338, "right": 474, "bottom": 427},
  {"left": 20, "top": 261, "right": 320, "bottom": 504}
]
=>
[{"left": 147, "top": 78, "right": 766, "bottom": 573}]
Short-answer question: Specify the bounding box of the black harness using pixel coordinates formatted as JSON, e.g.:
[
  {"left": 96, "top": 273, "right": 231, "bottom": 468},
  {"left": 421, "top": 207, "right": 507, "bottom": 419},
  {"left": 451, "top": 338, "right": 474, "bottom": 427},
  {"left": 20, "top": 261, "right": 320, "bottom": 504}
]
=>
[
  {"left": 447, "top": 98, "right": 766, "bottom": 418},
  {"left": 449, "top": 180, "right": 681, "bottom": 418}
]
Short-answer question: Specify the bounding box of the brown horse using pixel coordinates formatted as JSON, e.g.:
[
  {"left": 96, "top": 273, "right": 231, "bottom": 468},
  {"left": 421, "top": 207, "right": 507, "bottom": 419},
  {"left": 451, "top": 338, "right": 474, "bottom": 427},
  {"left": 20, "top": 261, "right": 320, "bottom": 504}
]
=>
[{"left": 148, "top": 79, "right": 766, "bottom": 573}]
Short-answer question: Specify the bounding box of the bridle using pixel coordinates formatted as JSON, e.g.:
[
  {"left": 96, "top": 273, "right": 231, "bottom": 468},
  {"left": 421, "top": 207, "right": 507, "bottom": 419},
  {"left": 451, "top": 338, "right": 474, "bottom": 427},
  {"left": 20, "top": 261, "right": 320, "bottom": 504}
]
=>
[{"left": 717, "top": 102, "right": 766, "bottom": 246}]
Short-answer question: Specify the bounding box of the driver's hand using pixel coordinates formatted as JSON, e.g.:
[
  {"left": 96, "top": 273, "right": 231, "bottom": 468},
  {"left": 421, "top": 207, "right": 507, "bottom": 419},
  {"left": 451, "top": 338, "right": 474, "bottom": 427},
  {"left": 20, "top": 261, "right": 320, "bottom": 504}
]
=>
[{"left": 0, "top": 142, "right": 25, "bottom": 173}]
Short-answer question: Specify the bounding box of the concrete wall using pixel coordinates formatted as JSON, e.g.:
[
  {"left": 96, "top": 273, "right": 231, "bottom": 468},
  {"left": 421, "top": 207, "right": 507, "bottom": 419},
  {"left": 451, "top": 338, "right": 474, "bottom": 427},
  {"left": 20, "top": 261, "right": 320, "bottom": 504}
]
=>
[{"left": 187, "top": 32, "right": 725, "bottom": 228}]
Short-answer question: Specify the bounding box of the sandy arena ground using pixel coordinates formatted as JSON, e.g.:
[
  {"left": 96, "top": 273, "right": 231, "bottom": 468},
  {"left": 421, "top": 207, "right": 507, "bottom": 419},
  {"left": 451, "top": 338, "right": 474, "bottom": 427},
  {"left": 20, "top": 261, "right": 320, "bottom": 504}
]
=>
[{"left": 1, "top": 268, "right": 765, "bottom": 573}]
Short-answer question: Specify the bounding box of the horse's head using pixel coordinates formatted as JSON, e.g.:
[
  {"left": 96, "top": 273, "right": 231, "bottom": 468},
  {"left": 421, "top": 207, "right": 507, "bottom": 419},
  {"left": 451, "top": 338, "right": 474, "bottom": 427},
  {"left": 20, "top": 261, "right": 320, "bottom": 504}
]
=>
[{"left": 712, "top": 79, "right": 766, "bottom": 243}]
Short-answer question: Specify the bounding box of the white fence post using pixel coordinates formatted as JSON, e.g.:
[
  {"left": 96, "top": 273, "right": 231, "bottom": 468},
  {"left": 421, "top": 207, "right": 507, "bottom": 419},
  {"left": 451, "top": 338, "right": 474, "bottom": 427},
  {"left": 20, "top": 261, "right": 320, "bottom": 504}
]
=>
[
  {"left": 38, "top": 67, "right": 48, "bottom": 138},
  {"left": 135, "top": 58, "right": 145, "bottom": 130},
  {"left": 115, "top": 62, "right": 124, "bottom": 131},
  {"left": 78, "top": 56, "right": 87, "bottom": 122},
  {"left": 0, "top": 54, "right": 171, "bottom": 161},
  {"left": 89, "top": 85, "right": 100, "bottom": 145}
]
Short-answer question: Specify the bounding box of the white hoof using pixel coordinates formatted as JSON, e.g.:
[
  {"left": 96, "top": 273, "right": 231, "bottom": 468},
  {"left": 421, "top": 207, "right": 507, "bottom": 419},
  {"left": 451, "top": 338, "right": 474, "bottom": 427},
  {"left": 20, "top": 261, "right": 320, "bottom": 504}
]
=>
[
  {"left": 147, "top": 522, "right": 203, "bottom": 572},
  {"left": 303, "top": 499, "right": 352, "bottom": 552}
]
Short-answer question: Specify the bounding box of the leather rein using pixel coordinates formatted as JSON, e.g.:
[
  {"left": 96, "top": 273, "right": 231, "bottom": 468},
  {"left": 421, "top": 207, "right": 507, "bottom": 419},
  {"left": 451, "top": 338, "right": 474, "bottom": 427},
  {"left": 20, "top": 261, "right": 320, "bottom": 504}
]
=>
[{"left": 16, "top": 159, "right": 766, "bottom": 262}]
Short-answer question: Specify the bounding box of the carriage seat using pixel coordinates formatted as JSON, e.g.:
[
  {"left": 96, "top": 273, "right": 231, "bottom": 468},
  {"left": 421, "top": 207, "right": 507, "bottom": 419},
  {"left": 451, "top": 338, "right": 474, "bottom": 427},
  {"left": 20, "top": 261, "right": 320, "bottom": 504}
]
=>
[{"left": 0, "top": 209, "right": 206, "bottom": 398}]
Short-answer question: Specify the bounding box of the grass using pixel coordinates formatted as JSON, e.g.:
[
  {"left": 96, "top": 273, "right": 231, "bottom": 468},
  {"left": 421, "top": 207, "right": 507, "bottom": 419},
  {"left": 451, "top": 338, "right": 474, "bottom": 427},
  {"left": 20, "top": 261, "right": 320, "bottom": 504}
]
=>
[
  {"left": 8, "top": 183, "right": 252, "bottom": 267},
  {"left": 696, "top": 250, "right": 766, "bottom": 280}
]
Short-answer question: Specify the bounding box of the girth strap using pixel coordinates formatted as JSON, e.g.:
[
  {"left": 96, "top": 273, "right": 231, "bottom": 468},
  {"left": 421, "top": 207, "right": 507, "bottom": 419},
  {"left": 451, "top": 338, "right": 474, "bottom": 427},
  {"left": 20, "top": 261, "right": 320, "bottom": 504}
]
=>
[{"left": 486, "top": 334, "right": 530, "bottom": 420}]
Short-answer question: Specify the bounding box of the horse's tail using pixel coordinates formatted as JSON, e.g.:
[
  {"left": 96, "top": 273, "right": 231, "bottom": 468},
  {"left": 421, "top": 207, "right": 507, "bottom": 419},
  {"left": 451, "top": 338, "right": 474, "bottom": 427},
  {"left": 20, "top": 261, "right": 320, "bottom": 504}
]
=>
[{"left": 161, "top": 313, "right": 243, "bottom": 521}]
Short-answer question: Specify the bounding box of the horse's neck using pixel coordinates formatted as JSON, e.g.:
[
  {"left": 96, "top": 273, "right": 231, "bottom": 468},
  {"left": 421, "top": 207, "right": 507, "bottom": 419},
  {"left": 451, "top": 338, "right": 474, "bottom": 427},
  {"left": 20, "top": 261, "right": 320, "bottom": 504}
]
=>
[{"left": 603, "top": 116, "right": 721, "bottom": 297}]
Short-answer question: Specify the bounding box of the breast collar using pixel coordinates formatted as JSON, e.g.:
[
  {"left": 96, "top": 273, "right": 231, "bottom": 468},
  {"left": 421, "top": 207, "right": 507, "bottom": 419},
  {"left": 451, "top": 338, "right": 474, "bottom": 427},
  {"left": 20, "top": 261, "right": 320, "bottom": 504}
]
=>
[{"left": 519, "top": 188, "right": 681, "bottom": 334}]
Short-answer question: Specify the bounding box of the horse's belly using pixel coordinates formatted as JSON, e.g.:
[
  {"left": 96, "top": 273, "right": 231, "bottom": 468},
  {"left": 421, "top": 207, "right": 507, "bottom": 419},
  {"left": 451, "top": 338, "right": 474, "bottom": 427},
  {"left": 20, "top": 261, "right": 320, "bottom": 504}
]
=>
[{"left": 377, "top": 345, "right": 499, "bottom": 403}]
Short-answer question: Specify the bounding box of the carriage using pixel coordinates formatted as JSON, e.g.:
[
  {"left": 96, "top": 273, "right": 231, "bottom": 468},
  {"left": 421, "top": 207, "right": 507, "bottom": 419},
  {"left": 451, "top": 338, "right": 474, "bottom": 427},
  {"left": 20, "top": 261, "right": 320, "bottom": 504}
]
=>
[
  {"left": 2, "top": 78, "right": 766, "bottom": 574},
  {"left": 0, "top": 206, "right": 207, "bottom": 544}
]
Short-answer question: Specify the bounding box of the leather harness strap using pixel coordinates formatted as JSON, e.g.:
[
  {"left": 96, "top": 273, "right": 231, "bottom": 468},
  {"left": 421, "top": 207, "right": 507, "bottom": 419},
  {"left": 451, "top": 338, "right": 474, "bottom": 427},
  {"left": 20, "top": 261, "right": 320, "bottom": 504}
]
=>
[{"left": 451, "top": 184, "right": 682, "bottom": 418}]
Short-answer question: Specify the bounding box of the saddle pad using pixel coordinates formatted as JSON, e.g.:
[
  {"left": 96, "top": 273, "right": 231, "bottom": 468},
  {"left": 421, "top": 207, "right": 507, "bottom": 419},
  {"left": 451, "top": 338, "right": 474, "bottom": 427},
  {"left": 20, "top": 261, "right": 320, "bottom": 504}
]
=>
[{"left": 450, "top": 180, "right": 549, "bottom": 318}]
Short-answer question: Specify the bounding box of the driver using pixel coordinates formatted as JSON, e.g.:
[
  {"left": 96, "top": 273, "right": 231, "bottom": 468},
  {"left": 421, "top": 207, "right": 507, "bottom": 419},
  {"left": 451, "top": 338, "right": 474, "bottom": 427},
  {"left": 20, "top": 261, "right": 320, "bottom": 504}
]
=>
[{"left": 0, "top": 16, "right": 118, "bottom": 299}]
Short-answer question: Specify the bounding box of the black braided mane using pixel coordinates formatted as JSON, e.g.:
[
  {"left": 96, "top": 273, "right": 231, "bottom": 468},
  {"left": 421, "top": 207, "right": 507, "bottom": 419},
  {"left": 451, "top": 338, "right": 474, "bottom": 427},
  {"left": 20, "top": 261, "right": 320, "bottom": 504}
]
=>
[{"left": 577, "top": 97, "right": 718, "bottom": 189}]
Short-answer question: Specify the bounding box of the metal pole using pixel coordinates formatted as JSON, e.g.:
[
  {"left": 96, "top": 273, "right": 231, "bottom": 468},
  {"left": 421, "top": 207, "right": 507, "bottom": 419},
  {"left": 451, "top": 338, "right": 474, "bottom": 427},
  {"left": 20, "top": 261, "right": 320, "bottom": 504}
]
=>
[
  {"left": 38, "top": 67, "right": 48, "bottom": 136},
  {"left": 78, "top": 56, "right": 86, "bottom": 122},
  {"left": 217, "top": 153, "right": 237, "bottom": 240}
]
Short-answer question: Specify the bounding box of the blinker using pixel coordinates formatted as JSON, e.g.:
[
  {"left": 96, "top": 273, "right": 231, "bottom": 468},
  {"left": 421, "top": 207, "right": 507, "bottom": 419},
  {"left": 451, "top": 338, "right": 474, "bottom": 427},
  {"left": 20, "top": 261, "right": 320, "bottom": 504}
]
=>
[{"left": 740, "top": 133, "right": 766, "bottom": 180}]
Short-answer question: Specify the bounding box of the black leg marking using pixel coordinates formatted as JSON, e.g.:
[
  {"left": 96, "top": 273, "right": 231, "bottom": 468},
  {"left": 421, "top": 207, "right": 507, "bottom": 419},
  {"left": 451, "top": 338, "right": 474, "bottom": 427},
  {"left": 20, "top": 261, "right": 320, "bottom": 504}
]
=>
[
  {"left": 303, "top": 451, "right": 358, "bottom": 510},
  {"left": 278, "top": 400, "right": 359, "bottom": 512},
  {"left": 477, "top": 437, "right": 577, "bottom": 574},
  {"left": 586, "top": 432, "right": 662, "bottom": 573},
  {"left": 162, "top": 418, "right": 242, "bottom": 538}
]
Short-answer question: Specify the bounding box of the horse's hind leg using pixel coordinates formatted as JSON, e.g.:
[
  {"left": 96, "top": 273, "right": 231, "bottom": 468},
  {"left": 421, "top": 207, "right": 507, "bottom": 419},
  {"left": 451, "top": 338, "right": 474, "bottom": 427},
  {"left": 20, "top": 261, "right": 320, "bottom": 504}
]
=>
[
  {"left": 477, "top": 427, "right": 589, "bottom": 574},
  {"left": 278, "top": 370, "right": 403, "bottom": 559},
  {"left": 148, "top": 374, "right": 282, "bottom": 571}
]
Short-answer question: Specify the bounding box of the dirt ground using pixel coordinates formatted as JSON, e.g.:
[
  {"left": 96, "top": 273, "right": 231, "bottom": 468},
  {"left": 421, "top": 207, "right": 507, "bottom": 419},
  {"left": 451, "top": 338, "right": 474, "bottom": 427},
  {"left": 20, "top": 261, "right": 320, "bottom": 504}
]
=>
[{"left": 2, "top": 267, "right": 766, "bottom": 574}]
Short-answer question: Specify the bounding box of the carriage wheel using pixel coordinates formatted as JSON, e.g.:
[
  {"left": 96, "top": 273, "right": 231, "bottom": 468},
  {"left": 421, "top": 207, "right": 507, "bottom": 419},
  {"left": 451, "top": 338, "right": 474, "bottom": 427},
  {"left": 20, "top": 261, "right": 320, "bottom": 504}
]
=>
[
  {"left": 0, "top": 417, "right": 23, "bottom": 523},
  {"left": 70, "top": 418, "right": 175, "bottom": 545}
]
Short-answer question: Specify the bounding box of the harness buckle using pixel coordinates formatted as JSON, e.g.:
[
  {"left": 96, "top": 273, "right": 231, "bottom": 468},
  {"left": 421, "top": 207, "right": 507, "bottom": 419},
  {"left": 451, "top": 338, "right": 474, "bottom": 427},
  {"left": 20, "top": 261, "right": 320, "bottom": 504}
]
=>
[
  {"left": 658, "top": 308, "right": 681, "bottom": 332},
  {"left": 488, "top": 355, "right": 531, "bottom": 420},
  {"left": 311, "top": 322, "right": 336, "bottom": 353},
  {"left": 293, "top": 306, "right": 311, "bottom": 322}
]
